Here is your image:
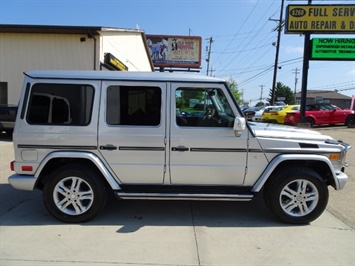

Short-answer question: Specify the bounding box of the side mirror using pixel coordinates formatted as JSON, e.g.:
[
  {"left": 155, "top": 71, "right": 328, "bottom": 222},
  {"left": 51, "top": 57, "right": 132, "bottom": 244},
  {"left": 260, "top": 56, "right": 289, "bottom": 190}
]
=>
[{"left": 233, "top": 117, "right": 246, "bottom": 137}]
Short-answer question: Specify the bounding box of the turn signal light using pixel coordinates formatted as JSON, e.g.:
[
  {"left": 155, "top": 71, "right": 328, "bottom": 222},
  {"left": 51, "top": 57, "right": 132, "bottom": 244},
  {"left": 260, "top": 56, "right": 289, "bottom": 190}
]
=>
[{"left": 329, "top": 154, "right": 340, "bottom": 161}]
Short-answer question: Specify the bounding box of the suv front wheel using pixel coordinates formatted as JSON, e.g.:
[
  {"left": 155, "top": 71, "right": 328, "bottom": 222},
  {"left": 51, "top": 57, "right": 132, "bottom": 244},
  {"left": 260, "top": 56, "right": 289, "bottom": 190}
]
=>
[
  {"left": 43, "top": 164, "right": 107, "bottom": 223},
  {"left": 264, "top": 167, "right": 328, "bottom": 224}
]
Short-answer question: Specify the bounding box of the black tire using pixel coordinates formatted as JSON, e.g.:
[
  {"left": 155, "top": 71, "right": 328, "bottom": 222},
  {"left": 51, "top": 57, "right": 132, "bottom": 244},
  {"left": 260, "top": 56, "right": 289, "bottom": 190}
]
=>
[
  {"left": 305, "top": 117, "right": 315, "bottom": 127},
  {"left": 345, "top": 115, "right": 355, "bottom": 126},
  {"left": 43, "top": 164, "right": 107, "bottom": 223},
  {"left": 263, "top": 167, "right": 328, "bottom": 224}
]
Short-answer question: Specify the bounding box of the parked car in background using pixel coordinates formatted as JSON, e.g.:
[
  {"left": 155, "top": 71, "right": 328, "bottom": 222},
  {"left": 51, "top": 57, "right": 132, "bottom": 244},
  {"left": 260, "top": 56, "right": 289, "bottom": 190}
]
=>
[
  {"left": 0, "top": 104, "right": 18, "bottom": 136},
  {"left": 252, "top": 106, "right": 281, "bottom": 122},
  {"left": 262, "top": 105, "right": 300, "bottom": 124},
  {"left": 284, "top": 103, "right": 355, "bottom": 127},
  {"left": 243, "top": 106, "right": 263, "bottom": 121}
]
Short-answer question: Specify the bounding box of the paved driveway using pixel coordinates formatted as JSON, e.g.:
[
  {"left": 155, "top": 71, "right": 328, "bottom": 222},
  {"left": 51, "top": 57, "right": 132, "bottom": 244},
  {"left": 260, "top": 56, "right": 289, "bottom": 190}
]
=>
[{"left": 0, "top": 127, "right": 354, "bottom": 266}]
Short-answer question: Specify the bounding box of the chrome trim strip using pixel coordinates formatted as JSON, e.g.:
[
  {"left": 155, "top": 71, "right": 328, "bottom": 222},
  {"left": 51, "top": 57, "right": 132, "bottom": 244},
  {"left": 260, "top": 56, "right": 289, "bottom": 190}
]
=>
[
  {"left": 116, "top": 192, "right": 253, "bottom": 201},
  {"left": 190, "top": 148, "right": 248, "bottom": 152},
  {"left": 119, "top": 147, "right": 165, "bottom": 151},
  {"left": 263, "top": 149, "right": 342, "bottom": 154},
  {"left": 18, "top": 144, "right": 97, "bottom": 150}
]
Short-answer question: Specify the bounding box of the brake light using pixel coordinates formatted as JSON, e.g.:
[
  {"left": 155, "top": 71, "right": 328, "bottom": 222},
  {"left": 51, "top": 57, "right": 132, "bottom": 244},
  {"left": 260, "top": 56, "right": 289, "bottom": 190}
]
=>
[{"left": 10, "top": 161, "right": 14, "bottom": 171}]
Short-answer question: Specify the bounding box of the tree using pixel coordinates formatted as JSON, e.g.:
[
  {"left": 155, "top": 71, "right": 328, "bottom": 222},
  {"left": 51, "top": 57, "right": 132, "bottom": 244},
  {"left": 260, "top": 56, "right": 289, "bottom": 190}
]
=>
[
  {"left": 227, "top": 77, "right": 242, "bottom": 104},
  {"left": 267, "top": 82, "right": 295, "bottom": 105}
]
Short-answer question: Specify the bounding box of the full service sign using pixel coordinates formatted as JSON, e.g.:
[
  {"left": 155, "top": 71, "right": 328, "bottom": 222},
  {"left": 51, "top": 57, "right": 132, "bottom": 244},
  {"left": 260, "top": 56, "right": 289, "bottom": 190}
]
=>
[
  {"left": 286, "top": 5, "right": 355, "bottom": 34},
  {"left": 146, "top": 35, "right": 202, "bottom": 68},
  {"left": 311, "top": 38, "right": 355, "bottom": 60}
]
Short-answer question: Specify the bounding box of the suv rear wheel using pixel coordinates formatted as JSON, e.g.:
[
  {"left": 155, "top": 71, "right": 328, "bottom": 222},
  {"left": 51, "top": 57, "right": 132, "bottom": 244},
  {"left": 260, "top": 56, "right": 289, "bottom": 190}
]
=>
[
  {"left": 264, "top": 167, "right": 328, "bottom": 224},
  {"left": 43, "top": 164, "right": 107, "bottom": 223}
]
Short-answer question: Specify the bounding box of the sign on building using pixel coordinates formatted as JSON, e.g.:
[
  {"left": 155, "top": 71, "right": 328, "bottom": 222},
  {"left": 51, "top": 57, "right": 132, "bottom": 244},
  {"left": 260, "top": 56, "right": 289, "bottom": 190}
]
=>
[
  {"left": 104, "top": 53, "right": 128, "bottom": 71},
  {"left": 285, "top": 5, "right": 355, "bottom": 34},
  {"left": 311, "top": 38, "right": 355, "bottom": 60},
  {"left": 146, "top": 35, "right": 202, "bottom": 68}
]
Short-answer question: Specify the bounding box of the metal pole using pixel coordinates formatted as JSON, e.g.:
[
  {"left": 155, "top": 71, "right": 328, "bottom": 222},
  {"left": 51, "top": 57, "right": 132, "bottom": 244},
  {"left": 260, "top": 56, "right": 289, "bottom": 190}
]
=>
[
  {"left": 299, "top": 0, "right": 312, "bottom": 124},
  {"left": 206, "top": 37, "right": 213, "bottom": 76},
  {"left": 270, "top": 0, "right": 285, "bottom": 105}
]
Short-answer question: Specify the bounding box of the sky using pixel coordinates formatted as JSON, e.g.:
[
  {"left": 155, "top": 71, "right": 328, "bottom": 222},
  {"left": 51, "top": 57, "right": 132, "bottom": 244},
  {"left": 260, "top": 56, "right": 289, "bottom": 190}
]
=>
[{"left": 0, "top": 0, "right": 354, "bottom": 105}]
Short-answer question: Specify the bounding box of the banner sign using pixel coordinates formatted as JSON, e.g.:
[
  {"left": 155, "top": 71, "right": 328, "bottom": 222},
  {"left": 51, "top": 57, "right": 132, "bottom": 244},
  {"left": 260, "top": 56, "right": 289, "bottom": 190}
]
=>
[
  {"left": 146, "top": 35, "right": 202, "bottom": 68},
  {"left": 311, "top": 38, "right": 355, "bottom": 60},
  {"left": 286, "top": 5, "right": 355, "bottom": 34}
]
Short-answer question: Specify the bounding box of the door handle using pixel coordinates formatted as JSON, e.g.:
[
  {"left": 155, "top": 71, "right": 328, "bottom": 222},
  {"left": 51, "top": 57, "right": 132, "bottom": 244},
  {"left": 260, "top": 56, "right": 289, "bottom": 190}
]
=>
[
  {"left": 100, "top": 145, "right": 117, "bottom": 150},
  {"left": 172, "top": 146, "right": 189, "bottom": 152}
]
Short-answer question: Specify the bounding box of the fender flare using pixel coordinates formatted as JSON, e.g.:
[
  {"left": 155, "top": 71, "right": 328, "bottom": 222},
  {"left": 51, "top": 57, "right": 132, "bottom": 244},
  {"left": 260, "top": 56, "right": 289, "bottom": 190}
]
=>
[
  {"left": 251, "top": 154, "right": 336, "bottom": 192},
  {"left": 35, "top": 151, "right": 121, "bottom": 190}
]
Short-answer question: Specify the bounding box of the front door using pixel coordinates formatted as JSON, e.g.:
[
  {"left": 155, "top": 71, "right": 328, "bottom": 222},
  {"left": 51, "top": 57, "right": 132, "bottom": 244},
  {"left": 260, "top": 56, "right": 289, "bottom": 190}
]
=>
[{"left": 169, "top": 83, "right": 249, "bottom": 186}]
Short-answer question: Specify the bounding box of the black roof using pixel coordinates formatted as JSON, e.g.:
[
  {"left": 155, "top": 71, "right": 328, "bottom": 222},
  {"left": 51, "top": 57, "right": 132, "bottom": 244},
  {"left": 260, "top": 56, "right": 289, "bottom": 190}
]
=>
[{"left": 0, "top": 24, "right": 104, "bottom": 35}]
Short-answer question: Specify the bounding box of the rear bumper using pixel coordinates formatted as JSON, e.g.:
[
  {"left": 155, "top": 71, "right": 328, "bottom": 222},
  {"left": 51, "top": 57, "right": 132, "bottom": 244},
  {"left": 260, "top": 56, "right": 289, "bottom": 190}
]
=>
[{"left": 8, "top": 174, "right": 36, "bottom": 191}]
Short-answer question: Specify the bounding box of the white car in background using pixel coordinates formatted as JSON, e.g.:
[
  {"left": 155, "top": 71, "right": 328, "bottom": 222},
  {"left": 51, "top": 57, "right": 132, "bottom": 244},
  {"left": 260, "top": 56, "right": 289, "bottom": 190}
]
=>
[{"left": 252, "top": 106, "right": 280, "bottom": 122}]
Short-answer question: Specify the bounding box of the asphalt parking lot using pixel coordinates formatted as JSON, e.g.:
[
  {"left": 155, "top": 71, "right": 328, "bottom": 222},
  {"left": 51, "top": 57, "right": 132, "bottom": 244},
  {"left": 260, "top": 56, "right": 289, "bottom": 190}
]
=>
[{"left": 0, "top": 126, "right": 354, "bottom": 266}]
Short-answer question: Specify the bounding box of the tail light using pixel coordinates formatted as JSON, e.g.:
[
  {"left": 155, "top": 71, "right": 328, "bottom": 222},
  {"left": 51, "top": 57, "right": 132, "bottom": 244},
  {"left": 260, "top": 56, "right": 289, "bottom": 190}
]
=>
[{"left": 10, "top": 161, "right": 33, "bottom": 172}]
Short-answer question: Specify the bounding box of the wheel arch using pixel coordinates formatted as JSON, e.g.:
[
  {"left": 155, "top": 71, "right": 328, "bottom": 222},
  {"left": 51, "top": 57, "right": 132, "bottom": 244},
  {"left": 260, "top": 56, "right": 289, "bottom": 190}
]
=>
[
  {"left": 305, "top": 116, "right": 316, "bottom": 126},
  {"left": 251, "top": 154, "right": 336, "bottom": 192},
  {"left": 34, "top": 152, "right": 121, "bottom": 191}
]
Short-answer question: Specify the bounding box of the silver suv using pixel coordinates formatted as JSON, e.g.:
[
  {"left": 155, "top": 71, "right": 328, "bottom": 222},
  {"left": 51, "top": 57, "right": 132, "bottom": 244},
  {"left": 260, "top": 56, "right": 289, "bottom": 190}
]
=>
[{"left": 8, "top": 70, "right": 351, "bottom": 224}]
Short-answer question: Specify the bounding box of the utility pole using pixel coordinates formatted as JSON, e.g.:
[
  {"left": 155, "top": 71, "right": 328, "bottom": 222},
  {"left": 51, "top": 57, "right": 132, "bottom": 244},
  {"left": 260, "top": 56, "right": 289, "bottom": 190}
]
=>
[
  {"left": 270, "top": 0, "right": 285, "bottom": 105},
  {"left": 300, "top": 0, "right": 312, "bottom": 124},
  {"left": 292, "top": 67, "right": 300, "bottom": 101},
  {"left": 206, "top": 37, "right": 213, "bottom": 76},
  {"left": 259, "top": 84, "right": 265, "bottom": 103},
  {"left": 209, "top": 67, "right": 215, "bottom": 77}
]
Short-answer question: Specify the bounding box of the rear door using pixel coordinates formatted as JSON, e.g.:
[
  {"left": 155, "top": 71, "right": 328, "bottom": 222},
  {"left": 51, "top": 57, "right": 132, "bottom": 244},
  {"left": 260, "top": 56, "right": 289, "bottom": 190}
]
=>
[{"left": 98, "top": 81, "right": 167, "bottom": 184}]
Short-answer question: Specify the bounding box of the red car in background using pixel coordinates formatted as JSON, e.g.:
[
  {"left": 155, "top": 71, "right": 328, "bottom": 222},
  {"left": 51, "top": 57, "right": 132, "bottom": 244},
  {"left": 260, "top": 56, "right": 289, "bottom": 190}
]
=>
[{"left": 284, "top": 103, "right": 355, "bottom": 127}]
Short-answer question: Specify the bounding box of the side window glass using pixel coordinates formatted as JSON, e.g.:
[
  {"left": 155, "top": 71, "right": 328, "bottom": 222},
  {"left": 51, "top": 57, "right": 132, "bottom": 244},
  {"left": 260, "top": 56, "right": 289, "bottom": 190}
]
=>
[
  {"left": 176, "top": 87, "right": 235, "bottom": 128},
  {"left": 107, "top": 86, "right": 161, "bottom": 126},
  {"left": 27, "top": 83, "right": 94, "bottom": 126}
]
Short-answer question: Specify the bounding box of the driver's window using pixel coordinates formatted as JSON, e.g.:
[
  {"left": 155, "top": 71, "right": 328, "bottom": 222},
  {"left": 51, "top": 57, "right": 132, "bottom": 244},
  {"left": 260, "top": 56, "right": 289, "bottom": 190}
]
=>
[{"left": 175, "top": 87, "right": 234, "bottom": 128}]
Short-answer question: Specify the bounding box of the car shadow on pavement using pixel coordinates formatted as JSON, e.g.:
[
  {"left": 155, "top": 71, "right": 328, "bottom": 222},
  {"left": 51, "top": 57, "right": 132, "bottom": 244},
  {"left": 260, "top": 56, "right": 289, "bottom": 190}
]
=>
[{"left": 0, "top": 183, "right": 299, "bottom": 229}]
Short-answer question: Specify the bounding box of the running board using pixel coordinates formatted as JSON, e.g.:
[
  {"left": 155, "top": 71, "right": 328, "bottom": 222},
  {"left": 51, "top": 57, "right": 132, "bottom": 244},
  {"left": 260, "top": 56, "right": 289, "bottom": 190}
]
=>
[{"left": 115, "top": 192, "right": 254, "bottom": 201}]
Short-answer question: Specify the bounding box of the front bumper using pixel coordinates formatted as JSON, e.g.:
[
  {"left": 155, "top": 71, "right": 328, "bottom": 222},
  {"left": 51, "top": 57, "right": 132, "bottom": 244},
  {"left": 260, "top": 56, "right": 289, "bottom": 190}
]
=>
[{"left": 334, "top": 170, "right": 348, "bottom": 190}]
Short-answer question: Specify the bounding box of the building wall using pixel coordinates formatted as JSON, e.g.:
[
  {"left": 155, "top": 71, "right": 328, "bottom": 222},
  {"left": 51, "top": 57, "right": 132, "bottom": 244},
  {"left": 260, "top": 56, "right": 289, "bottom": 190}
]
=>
[
  {"left": 99, "top": 30, "right": 152, "bottom": 71},
  {"left": 0, "top": 30, "right": 153, "bottom": 105},
  {"left": 0, "top": 33, "right": 98, "bottom": 104}
]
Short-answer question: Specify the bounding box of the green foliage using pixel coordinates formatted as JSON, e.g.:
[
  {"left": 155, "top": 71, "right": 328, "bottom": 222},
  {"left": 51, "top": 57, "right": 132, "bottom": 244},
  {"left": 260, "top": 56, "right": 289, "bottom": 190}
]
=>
[
  {"left": 267, "top": 82, "right": 295, "bottom": 105},
  {"left": 227, "top": 77, "right": 242, "bottom": 104}
]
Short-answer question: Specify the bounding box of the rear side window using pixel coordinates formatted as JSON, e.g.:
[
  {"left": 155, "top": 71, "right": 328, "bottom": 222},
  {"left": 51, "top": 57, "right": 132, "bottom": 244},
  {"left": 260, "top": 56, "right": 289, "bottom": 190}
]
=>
[
  {"left": 27, "top": 83, "right": 94, "bottom": 126},
  {"left": 106, "top": 85, "right": 161, "bottom": 126}
]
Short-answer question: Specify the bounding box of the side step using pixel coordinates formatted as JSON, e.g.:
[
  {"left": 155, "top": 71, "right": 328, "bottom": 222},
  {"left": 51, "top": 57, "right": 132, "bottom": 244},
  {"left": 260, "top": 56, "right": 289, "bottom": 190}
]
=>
[{"left": 115, "top": 192, "right": 254, "bottom": 201}]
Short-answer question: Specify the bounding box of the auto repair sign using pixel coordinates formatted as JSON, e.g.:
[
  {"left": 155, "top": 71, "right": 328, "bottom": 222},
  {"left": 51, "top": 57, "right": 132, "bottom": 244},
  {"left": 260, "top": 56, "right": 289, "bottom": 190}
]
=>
[{"left": 286, "top": 5, "right": 355, "bottom": 34}]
